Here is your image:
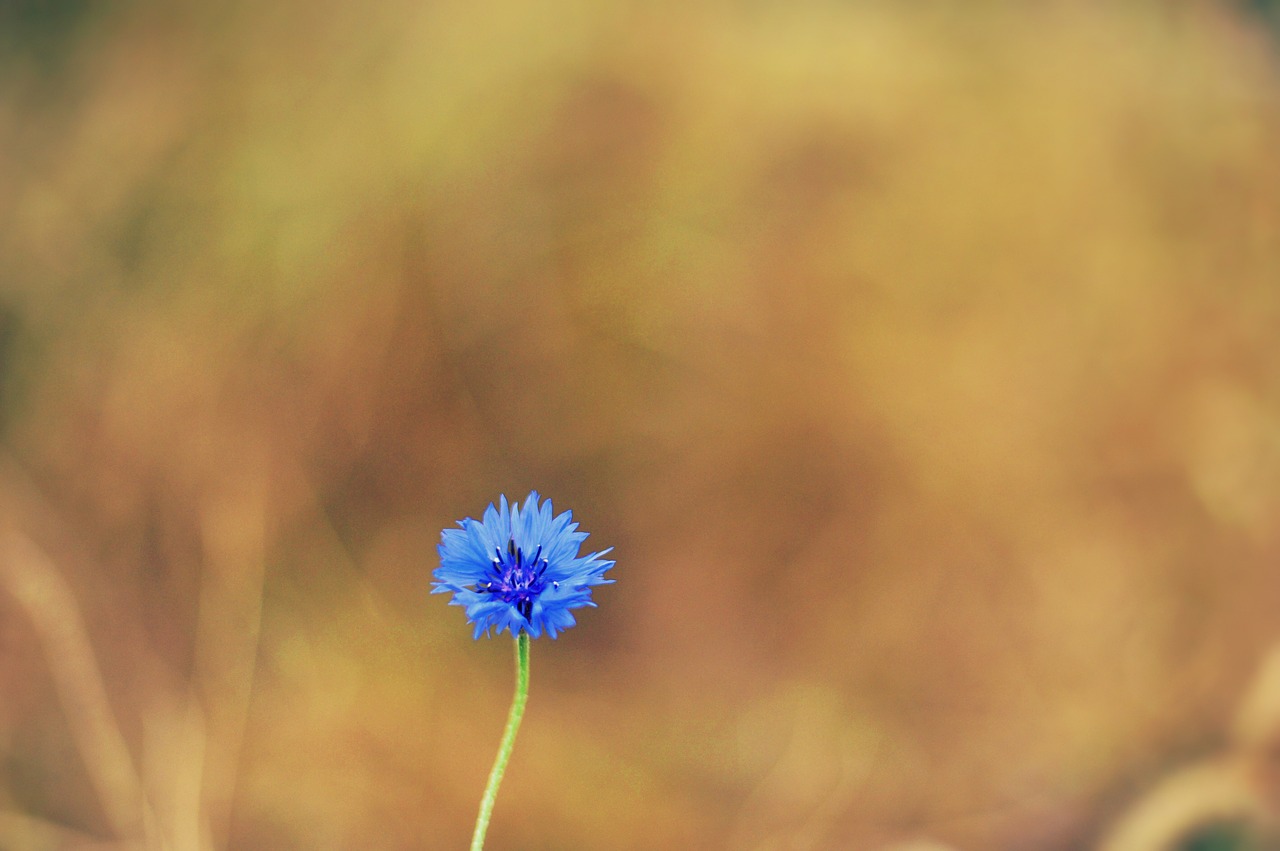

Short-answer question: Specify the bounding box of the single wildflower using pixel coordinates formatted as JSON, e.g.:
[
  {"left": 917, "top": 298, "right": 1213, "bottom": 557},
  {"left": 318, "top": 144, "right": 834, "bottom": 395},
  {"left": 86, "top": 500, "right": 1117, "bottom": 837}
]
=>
[
  {"left": 433, "top": 492, "right": 615, "bottom": 851},
  {"left": 433, "top": 491, "right": 615, "bottom": 639}
]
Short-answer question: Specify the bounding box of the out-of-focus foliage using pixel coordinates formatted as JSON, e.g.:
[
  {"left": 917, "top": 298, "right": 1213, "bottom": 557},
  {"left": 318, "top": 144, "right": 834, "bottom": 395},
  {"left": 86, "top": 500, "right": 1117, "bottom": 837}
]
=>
[{"left": 0, "top": 1, "right": 1279, "bottom": 849}]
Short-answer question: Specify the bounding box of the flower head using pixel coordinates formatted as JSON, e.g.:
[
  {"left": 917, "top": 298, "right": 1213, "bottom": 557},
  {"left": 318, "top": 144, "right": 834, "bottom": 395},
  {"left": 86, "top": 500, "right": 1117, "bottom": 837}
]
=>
[{"left": 433, "top": 492, "right": 615, "bottom": 639}]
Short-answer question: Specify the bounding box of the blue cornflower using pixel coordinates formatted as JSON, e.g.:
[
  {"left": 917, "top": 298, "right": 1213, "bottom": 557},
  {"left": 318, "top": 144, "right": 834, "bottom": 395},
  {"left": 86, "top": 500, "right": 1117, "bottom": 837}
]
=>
[{"left": 433, "top": 492, "right": 615, "bottom": 639}]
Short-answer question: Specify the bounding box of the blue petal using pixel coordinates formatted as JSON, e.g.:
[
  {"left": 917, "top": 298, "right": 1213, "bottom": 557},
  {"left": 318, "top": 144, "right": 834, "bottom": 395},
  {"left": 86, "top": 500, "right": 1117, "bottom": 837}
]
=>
[{"left": 432, "top": 492, "right": 615, "bottom": 639}]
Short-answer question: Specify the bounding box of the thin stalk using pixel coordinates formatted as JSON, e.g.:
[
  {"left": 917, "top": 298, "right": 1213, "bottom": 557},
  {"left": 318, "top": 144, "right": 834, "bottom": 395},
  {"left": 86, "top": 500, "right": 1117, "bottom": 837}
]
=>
[{"left": 470, "top": 632, "right": 530, "bottom": 851}]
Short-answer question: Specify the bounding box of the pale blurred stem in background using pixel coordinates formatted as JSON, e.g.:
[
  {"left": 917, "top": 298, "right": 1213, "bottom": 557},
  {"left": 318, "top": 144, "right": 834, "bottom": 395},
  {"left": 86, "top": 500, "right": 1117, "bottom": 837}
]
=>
[
  {"left": 0, "top": 451, "right": 271, "bottom": 851},
  {"left": 471, "top": 633, "right": 530, "bottom": 851},
  {"left": 0, "top": 530, "right": 161, "bottom": 846},
  {"left": 149, "top": 469, "right": 269, "bottom": 851},
  {"left": 191, "top": 472, "right": 269, "bottom": 850}
]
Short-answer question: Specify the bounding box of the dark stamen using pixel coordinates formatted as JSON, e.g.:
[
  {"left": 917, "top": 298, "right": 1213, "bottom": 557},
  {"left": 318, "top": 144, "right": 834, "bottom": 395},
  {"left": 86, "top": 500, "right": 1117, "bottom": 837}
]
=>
[{"left": 482, "top": 537, "right": 548, "bottom": 618}]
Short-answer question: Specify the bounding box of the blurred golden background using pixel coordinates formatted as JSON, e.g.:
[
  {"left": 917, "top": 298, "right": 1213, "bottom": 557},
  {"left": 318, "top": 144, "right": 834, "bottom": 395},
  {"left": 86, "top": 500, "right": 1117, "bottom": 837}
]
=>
[{"left": 1, "top": 1, "right": 1279, "bottom": 848}]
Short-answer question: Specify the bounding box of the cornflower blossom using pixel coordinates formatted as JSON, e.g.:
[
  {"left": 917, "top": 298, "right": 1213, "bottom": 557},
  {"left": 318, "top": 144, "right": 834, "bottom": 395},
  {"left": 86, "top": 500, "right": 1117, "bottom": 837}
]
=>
[{"left": 433, "top": 491, "right": 614, "bottom": 639}]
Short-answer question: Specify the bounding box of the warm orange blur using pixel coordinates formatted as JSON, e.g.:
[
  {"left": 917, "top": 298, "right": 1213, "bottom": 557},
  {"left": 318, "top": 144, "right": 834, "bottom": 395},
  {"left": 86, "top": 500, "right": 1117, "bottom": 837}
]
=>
[{"left": 1, "top": 2, "right": 1279, "bottom": 849}]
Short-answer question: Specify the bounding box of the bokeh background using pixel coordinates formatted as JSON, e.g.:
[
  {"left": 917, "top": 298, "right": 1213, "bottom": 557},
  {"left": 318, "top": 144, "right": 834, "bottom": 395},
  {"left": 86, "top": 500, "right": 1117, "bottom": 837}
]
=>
[{"left": 1, "top": 1, "right": 1280, "bottom": 849}]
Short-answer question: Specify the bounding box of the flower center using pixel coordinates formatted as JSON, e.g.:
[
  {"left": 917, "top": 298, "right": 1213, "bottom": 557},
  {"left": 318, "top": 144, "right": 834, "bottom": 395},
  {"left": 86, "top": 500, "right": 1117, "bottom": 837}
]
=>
[{"left": 475, "top": 539, "right": 552, "bottom": 622}]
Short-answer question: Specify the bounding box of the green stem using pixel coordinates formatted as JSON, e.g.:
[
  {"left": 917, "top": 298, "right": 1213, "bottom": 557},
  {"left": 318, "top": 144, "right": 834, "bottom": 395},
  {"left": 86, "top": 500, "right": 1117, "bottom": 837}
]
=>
[{"left": 470, "top": 632, "right": 530, "bottom": 851}]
